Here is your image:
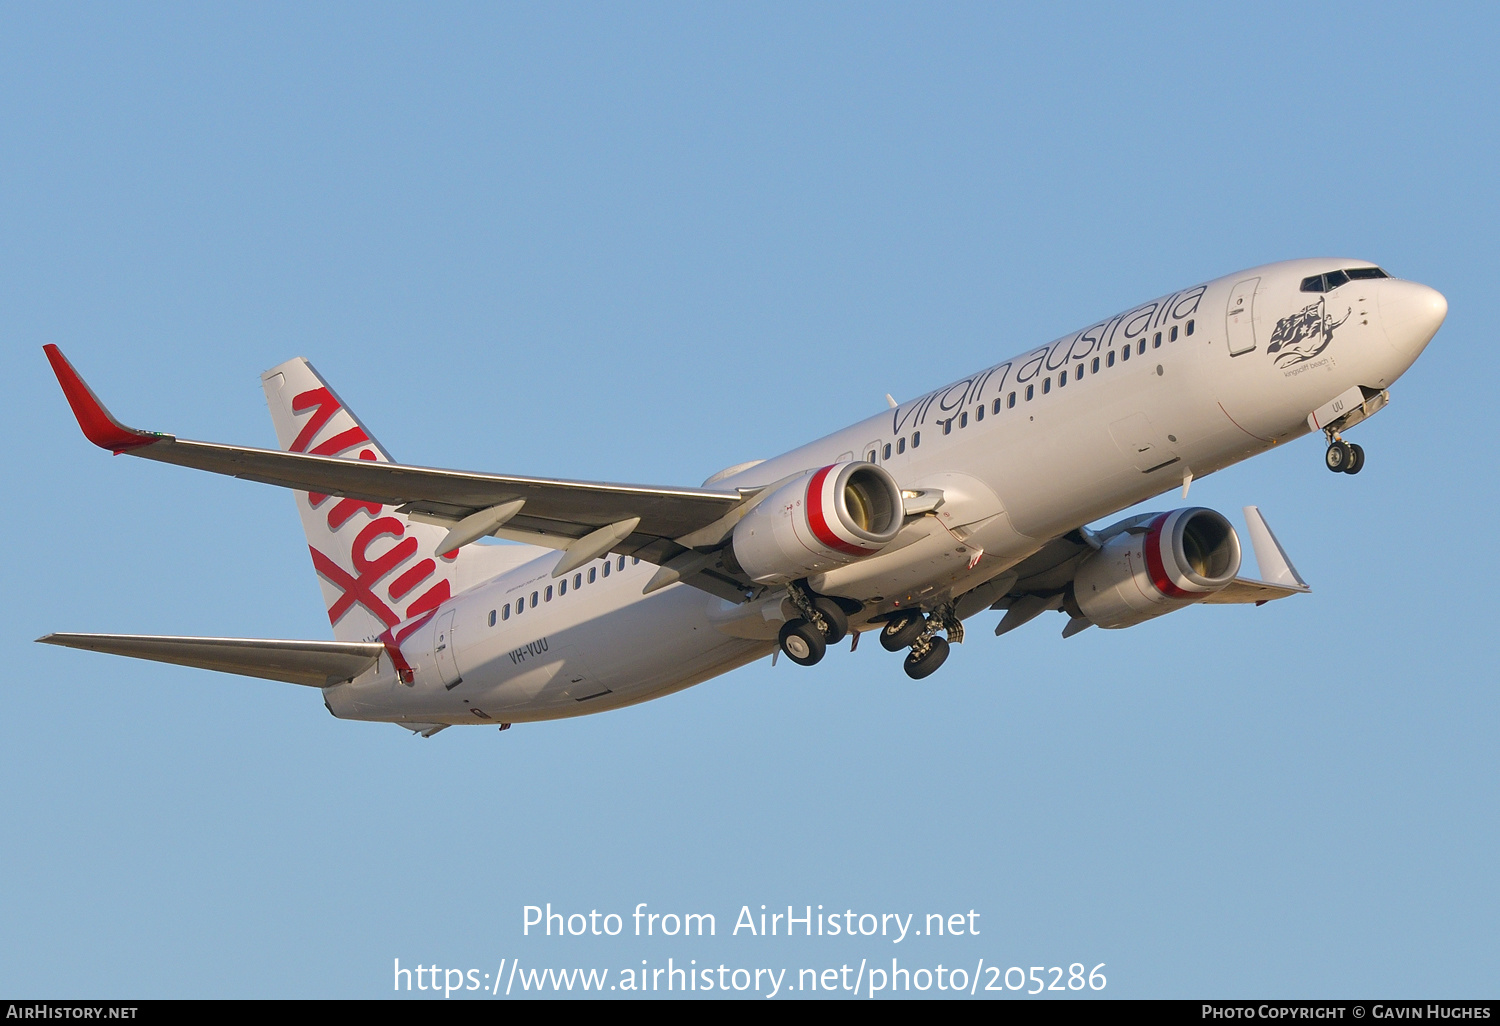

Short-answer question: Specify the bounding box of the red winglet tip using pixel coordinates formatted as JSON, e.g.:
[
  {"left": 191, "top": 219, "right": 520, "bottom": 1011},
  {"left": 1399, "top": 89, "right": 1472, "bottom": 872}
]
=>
[{"left": 43, "top": 345, "right": 160, "bottom": 452}]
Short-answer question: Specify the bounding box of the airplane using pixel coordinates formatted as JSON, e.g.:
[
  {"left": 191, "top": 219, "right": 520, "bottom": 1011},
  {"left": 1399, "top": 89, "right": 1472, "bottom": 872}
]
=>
[{"left": 37, "top": 258, "right": 1447, "bottom": 735}]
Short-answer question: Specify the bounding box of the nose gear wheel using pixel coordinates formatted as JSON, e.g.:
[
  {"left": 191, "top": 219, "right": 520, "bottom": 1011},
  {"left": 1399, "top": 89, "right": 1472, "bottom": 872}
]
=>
[
  {"left": 1325, "top": 440, "right": 1352, "bottom": 472},
  {"left": 1324, "top": 429, "right": 1366, "bottom": 475}
]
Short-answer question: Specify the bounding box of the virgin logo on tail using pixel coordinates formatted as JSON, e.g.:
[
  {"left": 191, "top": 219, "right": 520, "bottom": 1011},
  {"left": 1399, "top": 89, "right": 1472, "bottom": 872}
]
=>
[{"left": 289, "top": 385, "right": 453, "bottom": 644}]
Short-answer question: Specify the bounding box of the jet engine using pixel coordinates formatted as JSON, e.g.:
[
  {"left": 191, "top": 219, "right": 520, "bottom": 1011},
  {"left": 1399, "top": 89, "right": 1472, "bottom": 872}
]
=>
[
  {"left": 728, "top": 461, "right": 905, "bottom": 585},
  {"left": 1071, "top": 507, "right": 1242, "bottom": 628}
]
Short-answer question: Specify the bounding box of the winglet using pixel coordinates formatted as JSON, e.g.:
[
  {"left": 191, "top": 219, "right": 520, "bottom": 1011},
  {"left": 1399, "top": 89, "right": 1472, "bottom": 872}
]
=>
[
  {"left": 43, "top": 345, "right": 165, "bottom": 453},
  {"left": 1243, "top": 506, "right": 1309, "bottom": 590}
]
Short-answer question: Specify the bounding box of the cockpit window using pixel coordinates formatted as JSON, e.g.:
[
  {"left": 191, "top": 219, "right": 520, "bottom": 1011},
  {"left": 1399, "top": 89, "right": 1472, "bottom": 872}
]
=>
[{"left": 1300, "top": 267, "right": 1389, "bottom": 292}]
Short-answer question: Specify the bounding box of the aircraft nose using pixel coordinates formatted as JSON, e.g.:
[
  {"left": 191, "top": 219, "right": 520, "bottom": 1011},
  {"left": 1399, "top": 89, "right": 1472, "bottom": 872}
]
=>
[{"left": 1379, "top": 279, "right": 1447, "bottom": 356}]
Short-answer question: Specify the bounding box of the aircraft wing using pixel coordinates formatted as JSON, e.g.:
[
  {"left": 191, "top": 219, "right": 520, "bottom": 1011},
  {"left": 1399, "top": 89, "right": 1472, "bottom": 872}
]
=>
[
  {"left": 45, "top": 346, "right": 755, "bottom": 599},
  {"left": 37, "top": 633, "right": 385, "bottom": 687},
  {"left": 1198, "top": 578, "right": 1309, "bottom": 604},
  {"left": 956, "top": 506, "right": 1310, "bottom": 636}
]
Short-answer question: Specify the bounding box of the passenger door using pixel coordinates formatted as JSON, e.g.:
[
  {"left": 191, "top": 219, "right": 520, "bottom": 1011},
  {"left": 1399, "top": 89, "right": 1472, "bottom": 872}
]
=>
[{"left": 1225, "top": 277, "right": 1260, "bottom": 356}]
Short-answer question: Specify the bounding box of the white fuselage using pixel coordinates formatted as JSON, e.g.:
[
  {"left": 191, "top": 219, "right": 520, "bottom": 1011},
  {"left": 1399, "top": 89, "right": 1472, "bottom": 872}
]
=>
[{"left": 322, "top": 258, "right": 1445, "bottom": 727}]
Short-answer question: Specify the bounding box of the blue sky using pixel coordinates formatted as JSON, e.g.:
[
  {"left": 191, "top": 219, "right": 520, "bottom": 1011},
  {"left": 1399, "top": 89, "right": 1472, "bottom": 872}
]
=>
[{"left": 2, "top": 2, "right": 1496, "bottom": 998}]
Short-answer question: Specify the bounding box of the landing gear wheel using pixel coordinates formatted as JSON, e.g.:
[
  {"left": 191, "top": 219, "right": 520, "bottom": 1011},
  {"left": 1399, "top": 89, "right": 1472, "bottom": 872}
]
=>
[
  {"left": 1325, "top": 441, "right": 1352, "bottom": 473},
  {"left": 1343, "top": 442, "right": 1365, "bottom": 475},
  {"left": 880, "top": 612, "right": 925, "bottom": 652},
  {"left": 813, "top": 596, "right": 849, "bottom": 644},
  {"left": 904, "top": 636, "right": 950, "bottom": 680},
  {"left": 778, "top": 618, "right": 827, "bottom": 667}
]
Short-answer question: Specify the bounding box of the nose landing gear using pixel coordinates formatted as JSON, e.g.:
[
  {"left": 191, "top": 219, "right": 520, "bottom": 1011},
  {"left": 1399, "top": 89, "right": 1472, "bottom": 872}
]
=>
[{"left": 1324, "top": 432, "right": 1365, "bottom": 475}]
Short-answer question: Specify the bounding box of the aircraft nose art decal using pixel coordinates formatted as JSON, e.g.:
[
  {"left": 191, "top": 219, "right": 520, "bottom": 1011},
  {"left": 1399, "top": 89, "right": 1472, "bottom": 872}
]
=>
[{"left": 1267, "top": 297, "right": 1351, "bottom": 369}]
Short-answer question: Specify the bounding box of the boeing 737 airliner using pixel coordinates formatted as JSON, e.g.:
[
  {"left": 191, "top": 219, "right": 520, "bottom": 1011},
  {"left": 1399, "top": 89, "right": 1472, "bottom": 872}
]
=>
[{"left": 39, "top": 258, "right": 1446, "bottom": 734}]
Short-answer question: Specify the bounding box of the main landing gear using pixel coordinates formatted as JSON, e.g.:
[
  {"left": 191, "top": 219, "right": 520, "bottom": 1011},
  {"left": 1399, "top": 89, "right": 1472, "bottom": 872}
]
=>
[
  {"left": 774, "top": 584, "right": 963, "bottom": 680},
  {"left": 1324, "top": 431, "right": 1365, "bottom": 475},
  {"left": 878, "top": 604, "right": 962, "bottom": 680},
  {"left": 904, "top": 635, "right": 950, "bottom": 680},
  {"left": 777, "top": 584, "right": 857, "bottom": 667}
]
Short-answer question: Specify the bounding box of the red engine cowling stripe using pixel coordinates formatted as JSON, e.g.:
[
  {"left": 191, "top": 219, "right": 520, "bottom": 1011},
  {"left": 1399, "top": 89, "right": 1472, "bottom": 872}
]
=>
[
  {"left": 1144, "top": 512, "right": 1193, "bottom": 599},
  {"left": 805, "top": 465, "right": 879, "bottom": 557}
]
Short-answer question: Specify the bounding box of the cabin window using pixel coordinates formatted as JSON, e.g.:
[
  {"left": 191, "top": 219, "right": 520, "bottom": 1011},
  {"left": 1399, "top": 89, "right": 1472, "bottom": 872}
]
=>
[
  {"left": 1186, "top": 319, "right": 1195, "bottom": 336},
  {"left": 558, "top": 579, "right": 567, "bottom": 596},
  {"left": 975, "top": 405, "right": 984, "bottom": 421},
  {"left": 1107, "top": 350, "right": 1116, "bottom": 367},
  {"left": 602, "top": 561, "right": 610, "bottom": 577},
  {"left": 545, "top": 585, "right": 553, "bottom": 602},
  {"left": 1121, "top": 345, "right": 1130, "bottom": 362},
  {"left": 943, "top": 420, "right": 952, "bottom": 435},
  {"left": 911, "top": 431, "right": 920, "bottom": 447},
  {"left": 1057, "top": 371, "right": 1067, "bottom": 387},
  {"left": 1007, "top": 391, "right": 1016, "bottom": 408},
  {"left": 1153, "top": 331, "right": 1161, "bottom": 348},
  {"left": 1170, "top": 325, "right": 1178, "bottom": 342},
  {"left": 531, "top": 591, "right": 539, "bottom": 606},
  {"left": 867, "top": 450, "right": 877, "bottom": 462},
  {"left": 1026, "top": 384, "right": 1035, "bottom": 401},
  {"left": 883, "top": 443, "right": 893, "bottom": 458},
  {"left": 1092, "top": 356, "right": 1100, "bottom": 373},
  {"left": 897, "top": 437, "right": 906, "bottom": 454},
  {"left": 631, "top": 557, "right": 639, "bottom": 565},
  {"left": 993, "top": 398, "right": 1002, "bottom": 414},
  {"left": 960, "top": 412, "right": 968, "bottom": 428},
  {"left": 488, "top": 609, "right": 496, "bottom": 627},
  {"left": 503, "top": 603, "right": 511, "bottom": 620},
  {"left": 574, "top": 573, "right": 583, "bottom": 589},
  {"left": 1043, "top": 377, "right": 1052, "bottom": 394},
  {"left": 1138, "top": 339, "right": 1146, "bottom": 355},
  {"left": 588, "top": 567, "right": 596, "bottom": 583}
]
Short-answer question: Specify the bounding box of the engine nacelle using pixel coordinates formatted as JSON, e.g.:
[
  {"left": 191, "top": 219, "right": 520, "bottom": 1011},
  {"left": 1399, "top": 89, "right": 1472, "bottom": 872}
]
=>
[
  {"left": 1072, "top": 507, "right": 1242, "bottom": 629},
  {"left": 729, "top": 462, "right": 904, "bottom": 586}
]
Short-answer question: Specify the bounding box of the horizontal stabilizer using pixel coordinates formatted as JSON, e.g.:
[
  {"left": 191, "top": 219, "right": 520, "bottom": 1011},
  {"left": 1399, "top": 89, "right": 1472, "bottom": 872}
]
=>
[{"left": 37, "top": 633, "right": 384, "bottom": 687}]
